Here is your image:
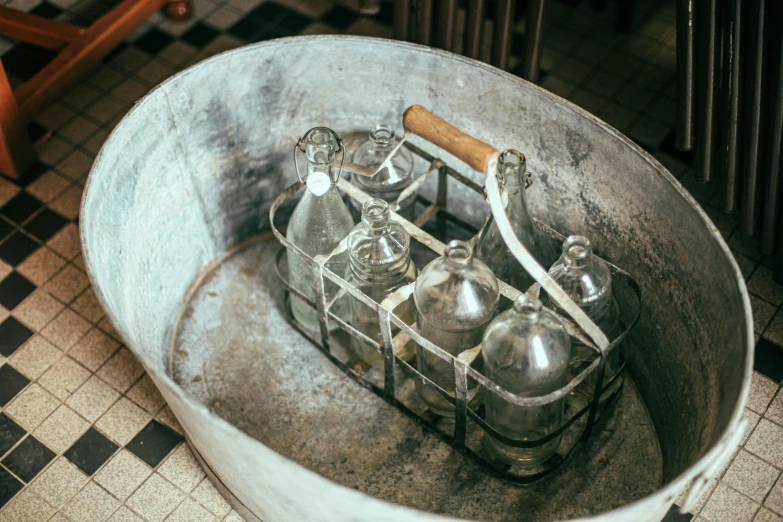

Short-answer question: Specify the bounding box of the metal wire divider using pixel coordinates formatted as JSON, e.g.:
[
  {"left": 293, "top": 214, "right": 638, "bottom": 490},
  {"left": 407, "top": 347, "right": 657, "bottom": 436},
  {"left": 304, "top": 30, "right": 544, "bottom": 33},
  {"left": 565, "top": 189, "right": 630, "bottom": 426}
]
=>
[{"left": 269, "top": 142, "right": 642, "bottom": 484}]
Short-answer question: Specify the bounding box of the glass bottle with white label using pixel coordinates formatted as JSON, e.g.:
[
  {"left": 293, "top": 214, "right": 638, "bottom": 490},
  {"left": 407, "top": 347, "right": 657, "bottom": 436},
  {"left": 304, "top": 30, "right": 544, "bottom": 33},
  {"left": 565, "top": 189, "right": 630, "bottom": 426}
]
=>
[{"left": 286, "top": 127, "right": 355, "bottom": 332}]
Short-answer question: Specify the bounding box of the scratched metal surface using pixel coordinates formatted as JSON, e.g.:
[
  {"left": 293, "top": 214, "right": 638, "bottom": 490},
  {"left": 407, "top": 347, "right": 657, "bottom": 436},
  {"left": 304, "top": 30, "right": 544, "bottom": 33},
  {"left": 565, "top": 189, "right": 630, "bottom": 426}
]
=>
[{"left": 81, "top": 36, "right": 753, "bottom": 521}]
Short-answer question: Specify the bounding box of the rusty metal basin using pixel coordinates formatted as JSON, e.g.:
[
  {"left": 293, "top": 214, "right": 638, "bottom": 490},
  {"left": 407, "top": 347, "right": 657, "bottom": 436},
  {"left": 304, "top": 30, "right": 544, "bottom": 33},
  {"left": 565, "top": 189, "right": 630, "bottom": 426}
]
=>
[{"left": 81, "top": 36, "right": 753, "bottom": 522}]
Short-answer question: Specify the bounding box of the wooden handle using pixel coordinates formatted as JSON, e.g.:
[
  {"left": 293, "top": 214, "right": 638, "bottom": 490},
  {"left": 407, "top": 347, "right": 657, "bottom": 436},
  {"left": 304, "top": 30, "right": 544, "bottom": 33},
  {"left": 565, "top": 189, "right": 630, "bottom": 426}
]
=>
[{"left": 403, "top": 105, "right": 498, "bottom": 174}]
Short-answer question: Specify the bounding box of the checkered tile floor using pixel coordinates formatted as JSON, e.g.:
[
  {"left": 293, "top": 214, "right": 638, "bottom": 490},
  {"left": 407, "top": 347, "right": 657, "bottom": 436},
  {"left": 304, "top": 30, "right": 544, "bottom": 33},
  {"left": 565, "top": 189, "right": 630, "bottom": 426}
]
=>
[{"left": 0, "top": 0, "right": 782, "bottom": 520}]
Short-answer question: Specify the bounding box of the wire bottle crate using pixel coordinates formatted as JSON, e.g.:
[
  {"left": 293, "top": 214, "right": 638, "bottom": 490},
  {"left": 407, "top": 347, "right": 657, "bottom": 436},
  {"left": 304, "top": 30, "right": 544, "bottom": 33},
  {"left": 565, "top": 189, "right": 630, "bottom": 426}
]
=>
[{"left": 270, "top": 106, "right": 641, "bottom": 484}]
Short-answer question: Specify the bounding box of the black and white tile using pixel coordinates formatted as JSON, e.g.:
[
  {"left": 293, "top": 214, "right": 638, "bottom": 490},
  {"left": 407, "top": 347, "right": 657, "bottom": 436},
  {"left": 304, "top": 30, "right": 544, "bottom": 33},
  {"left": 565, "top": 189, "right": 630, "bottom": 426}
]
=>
[{"left": 0, "top": 0, "right": 781, "bottom": 520}]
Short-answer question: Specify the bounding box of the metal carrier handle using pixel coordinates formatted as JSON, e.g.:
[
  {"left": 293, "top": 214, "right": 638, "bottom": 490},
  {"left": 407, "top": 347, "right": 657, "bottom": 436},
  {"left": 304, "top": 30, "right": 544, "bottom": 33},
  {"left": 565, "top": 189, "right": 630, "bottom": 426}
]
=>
[
  {"left": 402, "top": 105, "right": 611, "bottom": 354},
  {"left": 402, "top": 105, "right": 499, "bottom": 173}
]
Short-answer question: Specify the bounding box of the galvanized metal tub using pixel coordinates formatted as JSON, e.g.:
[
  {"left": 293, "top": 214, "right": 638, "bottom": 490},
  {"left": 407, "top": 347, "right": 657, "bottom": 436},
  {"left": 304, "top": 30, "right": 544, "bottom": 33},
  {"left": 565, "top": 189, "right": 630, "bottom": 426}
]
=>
[{"left": 80, "top": 36, "right": 753, "bottom": 522}]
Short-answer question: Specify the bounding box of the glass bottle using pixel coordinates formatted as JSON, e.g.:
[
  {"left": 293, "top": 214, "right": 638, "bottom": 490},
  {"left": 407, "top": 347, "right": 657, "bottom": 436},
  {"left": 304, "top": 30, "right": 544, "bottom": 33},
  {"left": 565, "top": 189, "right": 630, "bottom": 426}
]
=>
[
  {"left": 414, "top": 240, "right": 499, "bottom": 416},
  {"left": 543, "top": 235, "right": 621, "bottom": 403},
  {"left": 475, "top": 149, "right": 543, "bottom": 293},
  {"left": 481, "top": 294, "right": 572, "bottom": 468},
  {"left": 286, "top": 127, "right": 355, "bottom": 332},
  {"left": 347, "top": 198, "right": 417, "bottom": 366},
  {"left": 351, "top": 124, "right": 415, "bottom": 220}
]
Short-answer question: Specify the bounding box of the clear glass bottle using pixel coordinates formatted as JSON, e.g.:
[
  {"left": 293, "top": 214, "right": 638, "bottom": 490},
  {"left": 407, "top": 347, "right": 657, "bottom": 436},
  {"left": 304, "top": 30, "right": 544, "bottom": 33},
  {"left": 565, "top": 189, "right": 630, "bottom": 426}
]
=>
[
  {"left": 481, "top": 294, "right": 572, "bottom": 468},
  {"left": 347, "top": 198, "right": 417, "bottom": 366},
  {"left": 351, "top": 124, "right": 415, "bottom": 220},
  {"left": 543, "top": 235, "right": 621, "bottom": 403},
  {"left": 475, "top": 149, "right": 543, "bottom": 293},
  {"left": 414, "top": 240, "right": 499, "bottom": 416},
  {"left": 286, "top": 127, "right": 355, "bottom": 332}
]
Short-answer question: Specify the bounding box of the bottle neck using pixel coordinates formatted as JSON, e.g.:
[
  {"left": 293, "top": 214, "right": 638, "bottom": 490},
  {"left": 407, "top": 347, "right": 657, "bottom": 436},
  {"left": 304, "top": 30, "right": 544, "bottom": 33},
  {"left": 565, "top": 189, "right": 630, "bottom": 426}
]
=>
[
  {"left": 497, "top": 168, "right": 525, "bottom": 195},
  {"left": 303, "top": 127, "right": 338, "bottom": 189},
  {"left": 562, "top": 235, "right": 592, "bottom": 269},
  {"left": 496, "top": 149, "right": 526, "bottom": 197},
  {"left": 307, "top": 160, "right": 333, "bottom": 180},
  {"left": 368, "top": 124, "right": 396, "bottom": 154},
  {"left": 361, "top": 199, "right": 392, "bottom": 235},
  {"left": 497, "top": 174, "right": 530, "bottom": 220},
  {"left": 444, "top": 240, "right": 474, "bottom": 270},
  {"left": 512, "top": 294, "right": 542, "bottom": 323}
]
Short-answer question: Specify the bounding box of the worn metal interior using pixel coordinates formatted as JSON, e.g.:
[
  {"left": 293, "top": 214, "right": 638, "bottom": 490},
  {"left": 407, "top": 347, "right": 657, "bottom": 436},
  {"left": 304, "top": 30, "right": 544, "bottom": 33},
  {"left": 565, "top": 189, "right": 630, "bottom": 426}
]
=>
[{"left": 81, "top": 36, "right": 753, "bottom": 522}]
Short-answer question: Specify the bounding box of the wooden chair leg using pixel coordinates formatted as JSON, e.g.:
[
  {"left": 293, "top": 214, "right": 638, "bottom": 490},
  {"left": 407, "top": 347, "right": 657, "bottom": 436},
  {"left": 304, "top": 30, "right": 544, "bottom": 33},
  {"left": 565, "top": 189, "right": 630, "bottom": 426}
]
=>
[
  {"left": 0, "top": 6, "right": 84, "bottom": 50},
  {"left": 165, "top": 0, "right": 193, "bottom": 21},
  {"left": 0, "top": 64, "right": 35, "bottom": 179},
  {"left": 15, "top": 0, "right": 169, "bottom": 120},
  {"left": 0, "top": 0, "right": 182, "bottom": 179}
]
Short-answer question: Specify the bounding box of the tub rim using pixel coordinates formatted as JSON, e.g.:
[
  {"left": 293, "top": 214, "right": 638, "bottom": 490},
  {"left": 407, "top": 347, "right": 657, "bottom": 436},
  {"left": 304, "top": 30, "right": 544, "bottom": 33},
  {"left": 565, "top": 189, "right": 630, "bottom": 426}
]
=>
[{"left": 80, "top": 34, "right": 754, "bottom": 521}]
